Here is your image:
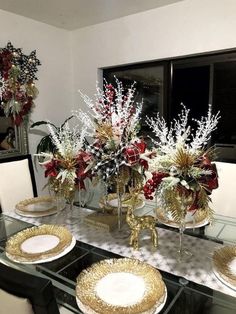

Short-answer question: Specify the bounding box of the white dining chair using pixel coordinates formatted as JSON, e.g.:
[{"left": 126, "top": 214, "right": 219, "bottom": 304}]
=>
[
  {"left": 0, "top": 154, "right": 37, "bottom": 213},
  {"left": 211, "top": 161, "right": 236, "bottom": 218},
  {"left": 0, "top": 288, "right": 34, "bottom": 314}
]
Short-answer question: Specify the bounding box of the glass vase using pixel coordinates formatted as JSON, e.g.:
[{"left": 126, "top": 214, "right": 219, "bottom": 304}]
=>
[
  {"left": 48, "top": 182, "right": 66, "bottom": 224},
  {"left": 64, "top": 187, "right": 78, "bottom": 225},
  {"left": 110, "top": 174, "right": 130, "bottom": 239},
  {"left": 176, "top": 194, "right": 193, "bottom": 262},
  {"left": 74, "top": 178, "right": 93, "bottom": 209}
]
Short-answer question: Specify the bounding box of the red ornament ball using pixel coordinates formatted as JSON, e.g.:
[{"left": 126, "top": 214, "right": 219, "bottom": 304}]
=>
[{"left": 124, "top": 146, "right": 140, "bottom": 165}]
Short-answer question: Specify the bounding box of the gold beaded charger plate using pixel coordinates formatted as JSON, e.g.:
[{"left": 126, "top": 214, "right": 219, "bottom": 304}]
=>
[
  {"left": 5, "top": 224, "right": 76, "bottom": 264},
  {"left": 15, "top": 196, "right": 60, "bottom": 217},
  {"left": 213, "top": 246, "right": 236, "bottom": 291},
  {"left": 99, "top": 193, "right": 145, "bottom": 214},
  {"left": 156, "top": 209, "right": 209, "bottom": 229},
  {"left": 76, "top": 258, "right": 167, "bottom": 314}
]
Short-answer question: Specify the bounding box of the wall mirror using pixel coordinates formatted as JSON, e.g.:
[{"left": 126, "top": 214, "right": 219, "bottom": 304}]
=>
[{"left": 0, "top": 112, "right": 28, "bottom": 159}]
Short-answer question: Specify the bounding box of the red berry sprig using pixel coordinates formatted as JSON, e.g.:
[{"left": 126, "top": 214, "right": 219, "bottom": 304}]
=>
[{"left": 143, "top": 171, "right": 168, "bottom": 200}]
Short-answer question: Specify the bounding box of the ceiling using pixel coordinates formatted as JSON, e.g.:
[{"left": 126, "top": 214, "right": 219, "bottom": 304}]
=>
[{"left": 0, "top": 0, "right": 183, "bottom": 30}]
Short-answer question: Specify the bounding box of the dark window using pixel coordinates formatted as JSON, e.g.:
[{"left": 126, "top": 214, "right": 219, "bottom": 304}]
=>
[
  {"left": 103, "top": 62, "right": 168, "bottom": 142},
  {"left": 103, "top": 50, "right": 236, "bottom": 162}
]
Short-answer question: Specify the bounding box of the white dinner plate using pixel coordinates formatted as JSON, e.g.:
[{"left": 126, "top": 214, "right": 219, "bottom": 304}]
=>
[
  {"left": 156, "top": 209, "right": 209, "bottom": 229},
  {"left": 15, "top": 196, "right": 60, "bottom": 217},
  {"left": 99, "top": 193, "right": 145, "bottom": 214},
  {"left": 213, "top": 268, "right": 236, "bottom": 291},
  {"left": 76, "top": 287, "right": 167, "bottom": 314},
  {"left": 6, "top": 236, "right": 76, "bottom": 264},
  {"left": 6, "top": 224, "right": 75, "bottom": 264},
  {"left": 76, "top": 258, "right": 167, "bottom": 314},
  {"left": 212, "top": 245, "right": 236, "bottom": 291}
]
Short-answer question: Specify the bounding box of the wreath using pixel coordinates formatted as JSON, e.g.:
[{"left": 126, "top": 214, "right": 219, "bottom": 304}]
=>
[{"left": 0, "top": 42, "right": 41, "bottom": 125}]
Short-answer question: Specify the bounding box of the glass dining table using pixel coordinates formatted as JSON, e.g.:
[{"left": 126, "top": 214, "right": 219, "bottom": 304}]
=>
[{"left": 0, "top": 203, "right": 236, "bottom": 314}]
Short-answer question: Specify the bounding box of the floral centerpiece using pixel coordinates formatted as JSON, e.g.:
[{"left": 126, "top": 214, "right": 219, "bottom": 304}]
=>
[
  {"left": 38, "top": 120, "right": 92, "bottom": 205},
  {"left": 0, "top": 42, "right": 40, "bottom": 125},
  {"left": 75, "top": 78, "right": 151, "bottom": 234},
  {"left": 143, "top": 105, "right": 220, "bottom": 224},
  {"left": 76, "top": 78, "right": 150, "bottom": 189}
]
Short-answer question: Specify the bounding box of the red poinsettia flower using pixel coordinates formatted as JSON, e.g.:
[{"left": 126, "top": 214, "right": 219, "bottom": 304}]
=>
[
  {"left": 44, "top": 159, "right": 60, "bottom": 178},
  {"left": 134, "top": 139, "right": 147, "bottom": 154},
  {"left": 75, "top": 152, "right": 93, "bottom": 189},
  {"left": 133, "top": 139, "right": 151, "bottom": 170},
  {"left": 198, "top": 154, "right": 218, "bottom": 193}
]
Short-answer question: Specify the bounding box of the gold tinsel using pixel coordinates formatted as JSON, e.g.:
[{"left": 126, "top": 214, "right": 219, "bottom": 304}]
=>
[
  {"left": 172, "top": 148, "right": 196, "bottom": 170},
  {"left": 49, "top": 177, "right": 75, "bottom": 203},
  {"left": 96, "top": 122, "right": 114, "bottom": 143}
]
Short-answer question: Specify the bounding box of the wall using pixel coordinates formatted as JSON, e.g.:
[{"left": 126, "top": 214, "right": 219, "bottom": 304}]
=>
[
  {"left": 71, "top": 0, "right": 236, "bottom": 106},
  {"left": 0, "top": 9, "right": 73, "bottom": 193},
  {"left": 2, "top": 0, "right": 236, "bottom": 197}
]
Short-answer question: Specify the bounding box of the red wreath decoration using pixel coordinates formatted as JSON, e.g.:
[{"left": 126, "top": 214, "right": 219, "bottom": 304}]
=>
[{"left": 0, "top": 42, "right": 41, "bottom": 125}]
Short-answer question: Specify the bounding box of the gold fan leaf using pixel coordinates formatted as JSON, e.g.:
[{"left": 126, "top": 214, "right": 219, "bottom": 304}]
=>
[
  {"left": 160, "top": 187, "right": 213, "bottom": 223},
  {"left": 162, "top": 189, "right": 182, "bottom": 222},
  {"left": 197, "top": 186, "right": 211, "bottom": 208},
  {"left": 197, "top": 187, "right": 214, "bottom": 223}
]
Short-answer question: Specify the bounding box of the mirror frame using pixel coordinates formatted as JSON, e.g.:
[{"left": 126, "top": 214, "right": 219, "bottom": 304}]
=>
[{"left": 0, "top": 123, "right": 28, "bottom": 159}]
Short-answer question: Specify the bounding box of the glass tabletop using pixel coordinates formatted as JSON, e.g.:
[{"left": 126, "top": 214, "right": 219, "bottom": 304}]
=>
[{"left": 0, "top": 214, "right": 235, "bottom": 314}]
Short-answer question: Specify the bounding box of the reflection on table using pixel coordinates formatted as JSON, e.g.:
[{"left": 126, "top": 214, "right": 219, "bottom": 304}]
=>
[{"left": 0, "top": 211, "right": 236, "bottom": 313}]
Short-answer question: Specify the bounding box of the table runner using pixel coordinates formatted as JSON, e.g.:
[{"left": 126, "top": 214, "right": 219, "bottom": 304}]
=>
[{"left": 7, "top": 207, "right": 236, "bottom": 299}]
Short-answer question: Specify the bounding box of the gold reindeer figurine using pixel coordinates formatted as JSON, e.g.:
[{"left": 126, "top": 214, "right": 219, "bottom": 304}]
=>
[{"left": 126, "top": 188, "right": 158, "bottom": 250}]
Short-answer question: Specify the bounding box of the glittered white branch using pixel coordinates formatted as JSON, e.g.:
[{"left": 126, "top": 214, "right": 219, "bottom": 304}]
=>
[{"left": 146, "top": 104, "right": 220, "bottom": 155}]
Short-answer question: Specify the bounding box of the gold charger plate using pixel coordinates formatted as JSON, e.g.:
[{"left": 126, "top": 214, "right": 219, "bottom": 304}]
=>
[
  {"left": 155, "top": 209, "right": 209, "bottom": 229},
  {"left": 213, "top": 246, "right": 236, "bottom": 290},
  {"left": 76, "top": 258, "right": 167, "bottom": 314},
  {"left": 15, "top": 196, "right": 58, "bottom": 217},
  {"left": 99, "top": 193, "right": 145, "bottom": 215},
  {"left": 6, "top": 224, "right": 73, "bottom": 263}
]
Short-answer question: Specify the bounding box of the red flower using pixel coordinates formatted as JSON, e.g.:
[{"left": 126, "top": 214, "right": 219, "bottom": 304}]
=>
[
  {"left": 139, "top": 159, "right": 148, "bottom": 170},
  {"left": 198, "top": 155, "right": 218, "bottom": 193},
  {"left": 76, "top": 151, "right": 92, "bottom": 163},
  {"left": 75, "top": 152, "right": 93, "bottom": 189},
  {"left": 44, "top": 160, "right": 59, "bottom": 178},
  {"left": 133, "top": 139, "right": 150, "bottom": 170},
  {"left": 134, "top": 139, "right": 147, "bottom": 153},
  {"left": 202, "top": 163, "right": 218, "bottom": 193}
]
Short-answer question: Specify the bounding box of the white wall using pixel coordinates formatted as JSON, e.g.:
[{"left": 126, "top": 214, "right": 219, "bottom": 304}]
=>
[
  {"left": 2, "top": 0, "right": 236, "bottom": 196},
  {"left": 71, "top": 0, "right": 236, "bottom": 106},
  {"left": 0, "top": 9, "right": 73, "bottom": 194}
]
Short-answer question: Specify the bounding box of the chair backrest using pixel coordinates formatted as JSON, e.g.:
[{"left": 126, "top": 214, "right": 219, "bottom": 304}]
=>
[
  {"left": 0, "top": 262, "right": 59, "bottom": 314},
  {"left": 0, "top": 154, "right": 37, "bottom": 212},
  {"left": 0, "top": 288, "right": 34, "bottom": 314},
  {"left": 211, "top": 161, "right": 236, "bottom": 218}
]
